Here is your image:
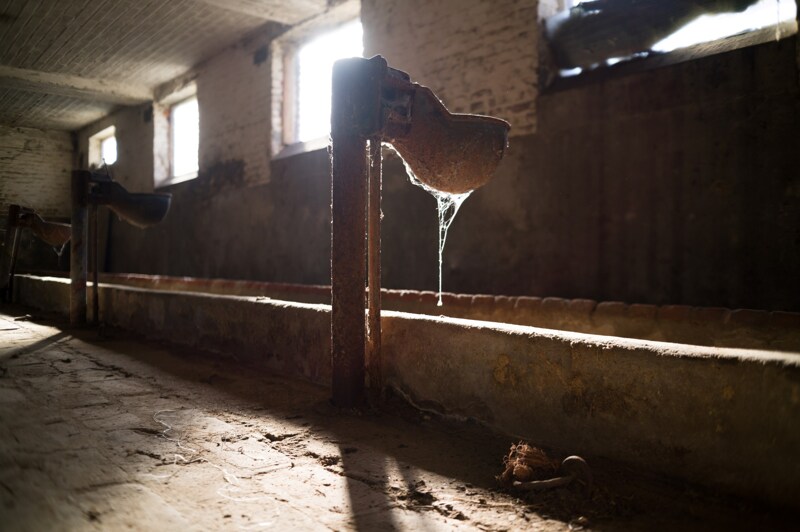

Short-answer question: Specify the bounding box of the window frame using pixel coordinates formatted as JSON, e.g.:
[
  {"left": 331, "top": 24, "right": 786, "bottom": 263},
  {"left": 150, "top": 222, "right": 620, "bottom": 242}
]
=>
[
  {"left": 270, "top": 0, "right": 361, "bottom": 159},
  {"left": 88, "top": 125, "right": 116, "bottom": 168},
  {"left": 168, "top": 95, "right": 200, "bottom": 185},
  {"left": 542, "top": 0, "right": 798, "bottom": 90}
]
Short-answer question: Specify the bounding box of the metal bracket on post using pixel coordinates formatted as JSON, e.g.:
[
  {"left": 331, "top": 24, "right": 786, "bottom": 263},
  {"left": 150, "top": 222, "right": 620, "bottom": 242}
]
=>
[
  {"left": 1, "top": 205, "right": 22, "bottom": 302},
  {"left": 69, "top": 169, "right": 171, "bottom": 327},
  {"left": 330, "top": 57, "right": 421, "bottom": 408},
  {"left": 70, "top": 170, "right": 89, "bottom": 326},
  {"left": 3, "top": 205, "right": 71, "bottom": 303}
]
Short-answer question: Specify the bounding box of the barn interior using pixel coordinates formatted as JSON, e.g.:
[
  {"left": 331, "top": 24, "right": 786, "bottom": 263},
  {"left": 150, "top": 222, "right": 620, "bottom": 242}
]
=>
[{"left": 1, "top": 0, "right": 799, "bottom": 529}]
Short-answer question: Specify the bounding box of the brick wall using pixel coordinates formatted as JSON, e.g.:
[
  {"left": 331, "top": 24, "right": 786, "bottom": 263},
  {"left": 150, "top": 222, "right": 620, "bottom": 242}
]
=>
[
  {"left": 197, "top": 30, "right": 275, "bottom": 188},
  {"left": 362, "top": 0, "right": 539, "bottom": 135},
  {"left": 0, "top": 125, "right": 73, "bottom": 218}
]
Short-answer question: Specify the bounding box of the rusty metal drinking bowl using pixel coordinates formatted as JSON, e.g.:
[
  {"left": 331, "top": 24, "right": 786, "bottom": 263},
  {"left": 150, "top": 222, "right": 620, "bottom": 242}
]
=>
[
  {"left": 389, "top": 85, "right": 510, "bottom": 195},
  {"left": 92, "top": 180, "right": 172, "bottom": 229}
]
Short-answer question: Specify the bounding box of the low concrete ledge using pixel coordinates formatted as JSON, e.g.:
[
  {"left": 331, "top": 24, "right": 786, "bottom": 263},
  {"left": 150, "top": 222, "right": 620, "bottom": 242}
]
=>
[
  {"left": 97, "top": 273, "right": 800, "bottom": 351},
  {"left": 102, "top": 286, "right": 332, "bottom": 386},
  {"left": 14, "top": 275, "right": 332, "bottom": 385},
  {"left": 13, "top": 274, "right": 800, "bottom": 509},
  {"left": 25, "top": 272, "right": 800, "bottom": 351},
  {"left": 382, "top": 313, "right": 800, "bottom": 510},
  {"left": 12, "top": 274, "right": 71, "bottom": 317}
]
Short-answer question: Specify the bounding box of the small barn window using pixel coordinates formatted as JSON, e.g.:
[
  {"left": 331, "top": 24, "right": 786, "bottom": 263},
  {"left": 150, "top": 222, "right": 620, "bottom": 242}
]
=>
[
  {"left": 88, "top": 126, "right": 117, "bottom": 167},
  {"left": 294, "top": 20, "right": 363, "bottom": 144},
  {"left": 170, "top": 96, "right": 199, "bottom": 183},
  {"left": 100, "top": 135, "right": 117, "bottom": 166},
  {"left": 271, "top": 1, "right": 363, "bottom": 158}
]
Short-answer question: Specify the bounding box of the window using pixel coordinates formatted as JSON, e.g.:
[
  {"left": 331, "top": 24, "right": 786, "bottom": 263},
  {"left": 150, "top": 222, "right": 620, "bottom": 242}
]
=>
[
  {"left": 295, "top": 20, "right": 363, "bottom": 144},
  {"left": 547, "top": 0, "right": 797, "bottom": 78},
  {"left": 652, "top": 0, "right": 796, "bottom": 53},
  {"left": 170, "top": 96, "right": 199, "bottom": 183},
  {"left": 100, "top": 136, "right": 117, "bottom": 165},
  {"left": 271, "top": 1, "right": 363, "bottom": 158},
  {"left": 88, "top": 126, "right": 117, "bottom": 167}
]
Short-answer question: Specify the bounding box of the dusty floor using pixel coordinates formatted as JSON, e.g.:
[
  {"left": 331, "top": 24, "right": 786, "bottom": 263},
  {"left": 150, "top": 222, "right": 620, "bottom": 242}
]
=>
[{"left": 0, "top": 305, "right": 793, "bottom": 531}]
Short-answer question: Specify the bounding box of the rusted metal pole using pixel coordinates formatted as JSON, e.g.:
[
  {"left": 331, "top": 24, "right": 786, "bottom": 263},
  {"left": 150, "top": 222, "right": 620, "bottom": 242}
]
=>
[
  {"left": 70, "top": 170, "right": 89, "bottom": 325},
  {"left": 91, "top": 204, "right": 99, "bottom": 325},
  {"left": 367, "top": 138, "right": 382, "bottom": 400},
  {"left": 330, "top": 57, "right": 385, "bottom": 408},
  {"left": 7, "top": 223, "right": 21, "bottom": 301},
  {"left": 1, "top": 205, "right": 21, "bottom": 301}
]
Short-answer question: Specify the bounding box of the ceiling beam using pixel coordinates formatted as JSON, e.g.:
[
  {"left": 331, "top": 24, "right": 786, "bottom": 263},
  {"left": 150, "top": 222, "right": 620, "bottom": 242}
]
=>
[
  {"left": 191, "top": 0, "right": 327, "bottom": 25},
  {"left": 0, "top": 65, "right": 153, "bottom": 105}
]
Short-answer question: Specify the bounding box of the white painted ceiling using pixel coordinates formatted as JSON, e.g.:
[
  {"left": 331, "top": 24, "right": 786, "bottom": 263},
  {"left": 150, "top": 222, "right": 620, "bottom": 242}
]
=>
[{"left": 0, "top": 0, "right": 327, "bottom": 130}]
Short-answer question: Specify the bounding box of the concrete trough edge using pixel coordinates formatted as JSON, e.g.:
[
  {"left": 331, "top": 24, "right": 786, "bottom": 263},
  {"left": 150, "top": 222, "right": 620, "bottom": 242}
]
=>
[{"left": 13, "top": 274, "right": 800, "bottom": 509}]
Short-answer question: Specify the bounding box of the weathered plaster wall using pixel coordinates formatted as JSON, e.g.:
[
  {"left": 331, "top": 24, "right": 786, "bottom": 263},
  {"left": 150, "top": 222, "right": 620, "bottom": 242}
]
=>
[
  {"left": 107, "top": 149, "right": 331, "bottom": 283},
  {"left": 436, "top": 37, "right": 800, "bottom": 312},
  {"left": 371, "top": 38, "right": 800, "bottom": 312},
  {"left": 90, "top": 3, "right": 800, "bottom": 312},
  {"left": 197, "top": 30, "right": 274, "bottom": 188},
  {"left": 0, "top": 125, "right": 73, "bottom": 218}
]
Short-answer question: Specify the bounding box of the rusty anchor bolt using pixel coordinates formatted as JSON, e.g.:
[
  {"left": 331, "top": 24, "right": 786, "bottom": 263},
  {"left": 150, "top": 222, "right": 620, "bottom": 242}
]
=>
[{"left": 512, "top": 456, "right": 592, "bottom": 491}]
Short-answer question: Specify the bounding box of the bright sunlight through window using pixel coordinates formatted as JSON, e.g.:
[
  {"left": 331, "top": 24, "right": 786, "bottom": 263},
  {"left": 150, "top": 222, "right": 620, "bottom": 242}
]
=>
[
  {"left": 89, "top": 125, "right": 116, "bottom": 168},
  {"left": 171, "top": 97, "right": 199, "bottom": 179},
  {"left": 296, "top": 20, "right": 363, "bottom": 143},
  {"left": 100, "top": 135, "right": 117, "bottom": 165},
  {"left": 652, "top": 0, "right": 796, "bottom": 52},
  {"left": 559, "top": 0, "right": 796, "bottom": 77}
]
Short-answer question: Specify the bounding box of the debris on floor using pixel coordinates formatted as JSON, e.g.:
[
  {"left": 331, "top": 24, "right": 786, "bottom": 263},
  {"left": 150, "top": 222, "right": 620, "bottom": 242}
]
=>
[{"left": 498, "top": 441, "right": 560, "bottom": 484}]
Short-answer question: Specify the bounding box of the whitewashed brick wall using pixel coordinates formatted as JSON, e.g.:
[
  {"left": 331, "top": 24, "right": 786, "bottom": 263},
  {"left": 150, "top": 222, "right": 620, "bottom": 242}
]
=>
[
  {"left": 75, "top": 1, "right": 543, "bottom": 193},
  {"left": 197, "top": 31, "right": 274, "bottom": 187},
  {"left": 362, "top": 0, "right": 540, "bottom": 136},
  {"left": 0, "top": 125, "right": 73, "bottom": 218}
]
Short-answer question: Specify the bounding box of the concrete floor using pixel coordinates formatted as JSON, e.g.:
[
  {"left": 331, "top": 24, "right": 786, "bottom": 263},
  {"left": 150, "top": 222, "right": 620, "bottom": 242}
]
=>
[{"left": 0, "top": 305, "right": 793, "bottom": 531}]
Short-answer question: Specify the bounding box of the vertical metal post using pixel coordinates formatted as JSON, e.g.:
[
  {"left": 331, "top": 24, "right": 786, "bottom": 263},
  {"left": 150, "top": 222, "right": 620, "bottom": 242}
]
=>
[
  {"left": 70, "top": 170, "right": 89, "bottom": 325},
  {"left": 330, "top": 57, "right": 385, "bottom": 408},
  {"left": 7, "top": 224, "right": 21, "bottom": 301},
  {"left": 1, "top": 205, "right": 21, "bottom": 301},
  {"left": 367, "top": 138, "right": 382, "bottom": 400},
  {"left": 91, "top": 204, "right": 99, "bottom": 325}
]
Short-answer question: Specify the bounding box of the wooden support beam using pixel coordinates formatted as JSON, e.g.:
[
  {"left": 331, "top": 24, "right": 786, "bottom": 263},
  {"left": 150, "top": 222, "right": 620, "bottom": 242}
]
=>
[{"left": 0, "top": 65, "right": 152, "bottom": 105}]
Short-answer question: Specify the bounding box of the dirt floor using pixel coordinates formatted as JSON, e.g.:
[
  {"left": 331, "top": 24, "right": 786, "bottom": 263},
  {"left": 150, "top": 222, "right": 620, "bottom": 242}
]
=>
[{"left": 0, "top": 304, "right": 794, "bottom": 531}]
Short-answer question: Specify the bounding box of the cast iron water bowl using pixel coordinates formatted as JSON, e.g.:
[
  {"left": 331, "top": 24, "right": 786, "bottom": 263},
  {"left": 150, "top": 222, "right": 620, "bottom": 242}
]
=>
[{"left": 389, "top": 85, "right": 510, "bottom": 195}]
